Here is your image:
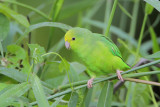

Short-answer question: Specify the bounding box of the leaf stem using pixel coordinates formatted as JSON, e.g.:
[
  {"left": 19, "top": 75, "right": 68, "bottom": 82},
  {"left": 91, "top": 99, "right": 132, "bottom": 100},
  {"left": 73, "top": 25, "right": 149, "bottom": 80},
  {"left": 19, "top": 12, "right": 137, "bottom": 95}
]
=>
[
  {"left": 0, "top": 42, "right": 4, "bottom": 58},
  {"left": 103, "top": 0, "right": 112, "bottom": 35},
  {"left": 144, "top": 76, "right": 158, "bottom": 107},
  {"left": 46, "top": 0, "right": 64, "bottom": 51},
  {"left": 105, "top": 0, "right": 118, "bottom": 36},
  {"left": 124, "top": 78, "right": 160, "bottom": 86},
  {"left": 129, "top": 0, "right": 140, "bottom": 38},
  {"left": 42, "top": 52, "right": 73, "bottom": 91},
  {"left": 136, "top": 13, "right": 148, "bottom": 60}
]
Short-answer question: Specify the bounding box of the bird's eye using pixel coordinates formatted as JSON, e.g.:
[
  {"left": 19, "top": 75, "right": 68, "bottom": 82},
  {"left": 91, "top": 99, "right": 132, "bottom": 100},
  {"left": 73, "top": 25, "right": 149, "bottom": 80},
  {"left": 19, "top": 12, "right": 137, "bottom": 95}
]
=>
[{"left": 72, "top": 37, "right": 75, "bottom": 40}]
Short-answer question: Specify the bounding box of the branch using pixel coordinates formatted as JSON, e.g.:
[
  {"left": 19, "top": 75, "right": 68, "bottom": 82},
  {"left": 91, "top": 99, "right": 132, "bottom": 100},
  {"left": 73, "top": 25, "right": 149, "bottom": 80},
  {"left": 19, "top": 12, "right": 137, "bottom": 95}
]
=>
[
  {"left": 30, "top": 59, "right": 160, "bottom": 106},
  {"left": 133, "top": 58, "right": 160, "bottom": 68},
  {"left": 124, "top": 78, "right": 160, "bottom": 86},
  {"left": 114, "top": 58, "right": 160, "bottom": 93}
]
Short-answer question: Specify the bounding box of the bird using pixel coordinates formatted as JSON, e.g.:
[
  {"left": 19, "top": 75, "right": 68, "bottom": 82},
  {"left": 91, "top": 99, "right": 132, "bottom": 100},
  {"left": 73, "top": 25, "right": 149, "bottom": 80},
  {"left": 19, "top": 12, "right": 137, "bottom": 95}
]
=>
[{"left": 64, "top": 27, "right": 130, "bottom": 88}]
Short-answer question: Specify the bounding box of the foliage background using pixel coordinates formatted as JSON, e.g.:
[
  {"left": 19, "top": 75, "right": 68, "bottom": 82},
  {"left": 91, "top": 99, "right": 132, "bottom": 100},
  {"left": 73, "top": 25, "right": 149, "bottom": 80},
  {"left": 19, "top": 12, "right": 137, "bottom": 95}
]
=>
[{"left": 0, "top": 0, "right": 160, "bottom": 107}]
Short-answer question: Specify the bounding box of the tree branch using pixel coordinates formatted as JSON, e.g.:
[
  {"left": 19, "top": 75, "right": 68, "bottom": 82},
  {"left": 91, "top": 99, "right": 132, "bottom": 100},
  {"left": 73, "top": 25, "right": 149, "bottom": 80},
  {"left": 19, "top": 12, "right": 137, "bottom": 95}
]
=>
[
  {"left": 30, "top": 59, "right": 160, "bottom": 106},
  {"left": 113, "top": 58, "right": 160, "bottom": 93}
]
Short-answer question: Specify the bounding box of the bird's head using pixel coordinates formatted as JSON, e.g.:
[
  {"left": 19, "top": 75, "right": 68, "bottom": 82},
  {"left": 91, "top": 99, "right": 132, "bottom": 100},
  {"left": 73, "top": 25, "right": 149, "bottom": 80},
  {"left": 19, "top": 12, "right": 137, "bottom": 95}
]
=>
[{"left": 64, "top": 27, "right": 92, "bottom": 50}]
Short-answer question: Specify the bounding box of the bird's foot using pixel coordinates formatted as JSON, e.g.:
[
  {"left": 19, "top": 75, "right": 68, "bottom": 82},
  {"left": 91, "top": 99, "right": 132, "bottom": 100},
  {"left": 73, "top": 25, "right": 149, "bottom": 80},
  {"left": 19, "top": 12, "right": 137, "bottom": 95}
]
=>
[
  {"left": 116, "top": 70, "right": 124, "bottom": 82},
  {"left": 87, "top": 78, "right": 94, "bottom": 88}
]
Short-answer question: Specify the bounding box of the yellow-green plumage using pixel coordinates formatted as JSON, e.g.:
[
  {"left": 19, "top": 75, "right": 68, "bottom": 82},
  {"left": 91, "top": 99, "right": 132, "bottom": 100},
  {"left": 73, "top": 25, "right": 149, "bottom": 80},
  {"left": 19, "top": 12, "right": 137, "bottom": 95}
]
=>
[{"left": 65, "top": 27, "right": 130, "bottom": 77}]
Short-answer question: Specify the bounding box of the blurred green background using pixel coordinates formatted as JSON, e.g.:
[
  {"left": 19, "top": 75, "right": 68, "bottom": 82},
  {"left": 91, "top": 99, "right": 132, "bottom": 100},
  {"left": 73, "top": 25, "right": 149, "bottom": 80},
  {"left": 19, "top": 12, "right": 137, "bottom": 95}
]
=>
[{"left": 0, "top": 0, "right": 160, "bottom": 106}]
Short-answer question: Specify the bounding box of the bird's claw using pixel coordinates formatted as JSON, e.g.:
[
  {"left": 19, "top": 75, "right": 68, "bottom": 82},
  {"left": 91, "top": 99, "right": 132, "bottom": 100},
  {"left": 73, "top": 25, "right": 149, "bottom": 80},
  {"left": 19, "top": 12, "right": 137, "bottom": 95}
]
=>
[
  {"left": 116, "top": 70, "right": 124, "bottom": 82},
  {"left": 87, "top": 78, "right": 94, "bottom": 88}
]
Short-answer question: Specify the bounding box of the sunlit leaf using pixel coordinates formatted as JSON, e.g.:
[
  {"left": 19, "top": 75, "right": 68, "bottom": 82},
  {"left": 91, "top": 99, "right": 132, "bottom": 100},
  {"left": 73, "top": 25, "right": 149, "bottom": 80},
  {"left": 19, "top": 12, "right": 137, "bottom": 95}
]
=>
[
  {"left": 28, "top": 44, "right": 46, "bottom": 63},
  {"left": 144, "top": 0, "right": 160, "bottom": 12},
  {"left": 145, "top": 3, "right": 154, "bottom": 15}
]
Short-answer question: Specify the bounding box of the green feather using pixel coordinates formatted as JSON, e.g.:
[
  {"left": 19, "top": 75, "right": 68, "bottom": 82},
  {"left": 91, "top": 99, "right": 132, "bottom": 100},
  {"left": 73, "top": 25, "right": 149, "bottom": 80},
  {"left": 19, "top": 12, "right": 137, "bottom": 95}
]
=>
[{"left": 65, "top": 27, "right": 130, "bottom": 77}]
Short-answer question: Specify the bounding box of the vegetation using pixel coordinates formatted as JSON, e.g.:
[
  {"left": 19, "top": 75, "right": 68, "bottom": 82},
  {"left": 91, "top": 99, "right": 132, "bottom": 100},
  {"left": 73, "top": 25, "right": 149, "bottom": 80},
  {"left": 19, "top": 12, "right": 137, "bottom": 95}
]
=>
[{"left": 0, "top": 0, "right": 160, "bottom": 106}]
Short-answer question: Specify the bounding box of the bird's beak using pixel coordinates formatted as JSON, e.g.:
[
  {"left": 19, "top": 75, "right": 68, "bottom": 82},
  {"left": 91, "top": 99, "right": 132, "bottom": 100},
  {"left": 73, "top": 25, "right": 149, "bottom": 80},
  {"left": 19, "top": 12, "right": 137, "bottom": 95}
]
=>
[{"left": 65, "top": 41, "right": 70, "bottom": 49}]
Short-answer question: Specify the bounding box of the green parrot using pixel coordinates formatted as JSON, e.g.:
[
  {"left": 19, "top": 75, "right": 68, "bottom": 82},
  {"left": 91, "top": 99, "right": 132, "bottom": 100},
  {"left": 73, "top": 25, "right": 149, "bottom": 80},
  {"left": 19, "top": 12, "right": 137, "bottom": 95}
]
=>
[{"left": 64, "top": 27, "right": 130, "bottom": 88}]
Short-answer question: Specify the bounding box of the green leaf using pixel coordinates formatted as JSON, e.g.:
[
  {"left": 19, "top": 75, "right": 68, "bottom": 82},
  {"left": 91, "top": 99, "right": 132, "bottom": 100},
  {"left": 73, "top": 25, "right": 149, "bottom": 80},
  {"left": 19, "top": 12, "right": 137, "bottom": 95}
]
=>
[
  {"left": 0, "top": 84, "right": 15, "bottom": 96},
  {"left": 30, "top": 73, "right": 50, "bottom": 107},
  {"left": 29, "top": 22, "right": 72, "bottom": 31},
  {"left": 140, "top": 39, "right": 160, "bottom": 56},
  {"left": 0, "top": 3, "right": 29, "bottom": 27},
  {"left": 0, "top": 67, "right": 53, "bottom": 96},
  {"left": 0, "top": 13, "right": 9, "bottom": 41},
  {"left": 6, "top": 45, "right": 26, "bottom": 61},
  {"left": 0, "top": 82, "right": 31, "bottom": 106},
  {"left": 0, "top": 67, "right": 27, "bottom": 82},
  {"left": 69, "top": 63, "right": 80, "bottom": 82},
  {"left": 118, "top": 3, "right": 132, "bottom": 19},
  {"left": 145, "top": 3, "right": 154, "bottom": 15},
  {"left": 144, "top": 0, "right": 160, "bottom": 12},
  {"left": 97, "top": 81, "right": 113, "bottom": 107},
  {"left": 50, "top": 95, "right": 64, "bottom": 107},
  {"left": 0, "top": 83, "right": 15, "bottom": 94},
  {"left": 6, "top": 44, "right": 30, "bottom": 73},
  {"left": 28, "top": 44, "right": 46, "bottom": 63},
  {"left": 49, "top": 0, "right": 64, "bottom": 21},
  {"left": 145, "top": 51, "right": 160, "bottom": 59},
  {"left": 149, "top": 26, "right": 160, "bottom": 53},
  {"left": 84, "top": 88, "right": 93, "bottom": 107},
  {"left": 68, "top": 91, "right": 79, "bottom": 107},
  {"left": 125, "top": 81, "right": 149, "bottom": 107},
  {"left": 16, "top": 22, "right": 72, "bottom": 44}
]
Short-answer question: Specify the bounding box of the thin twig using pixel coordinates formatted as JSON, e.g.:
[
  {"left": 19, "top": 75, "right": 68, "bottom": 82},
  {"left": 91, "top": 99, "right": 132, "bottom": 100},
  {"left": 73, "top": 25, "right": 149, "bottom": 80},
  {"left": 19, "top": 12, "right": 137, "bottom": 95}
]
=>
[
  {"left": 30, "top": 59, "right": 160, "bottom": 106},
  {"left": 133, "top": 58, "right": 160, "bottom": 68},
  {"left": 124, "top": 78, "right": 160, "bottom": 86},
  {"left": 27, "top": 16, "right": 31, "bottom": 62},
  {"left": 113, "top": 58, "right": 160, "bottom": 93}
]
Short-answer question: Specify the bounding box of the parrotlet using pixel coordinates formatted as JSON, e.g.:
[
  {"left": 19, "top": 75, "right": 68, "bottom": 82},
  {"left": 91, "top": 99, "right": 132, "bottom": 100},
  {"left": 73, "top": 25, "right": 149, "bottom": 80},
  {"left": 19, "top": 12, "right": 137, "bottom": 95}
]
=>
[{"left": 64, "top": 27, "right": 130, "bottom": 88}]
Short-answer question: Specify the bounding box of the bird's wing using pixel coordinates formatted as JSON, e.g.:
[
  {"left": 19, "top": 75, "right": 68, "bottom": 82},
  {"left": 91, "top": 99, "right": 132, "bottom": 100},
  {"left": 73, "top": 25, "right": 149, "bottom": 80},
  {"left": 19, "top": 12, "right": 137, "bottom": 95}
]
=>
[{"left": 93, "top": 33, "right": 123, "bottom": 59}]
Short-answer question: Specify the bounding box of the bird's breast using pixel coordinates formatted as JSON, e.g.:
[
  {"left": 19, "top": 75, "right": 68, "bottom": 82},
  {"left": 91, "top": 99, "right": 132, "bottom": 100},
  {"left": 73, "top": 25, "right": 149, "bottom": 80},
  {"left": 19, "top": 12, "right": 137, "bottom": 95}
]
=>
[{"left": 74, "top": 42, "right": 114, "bottom": 75}]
